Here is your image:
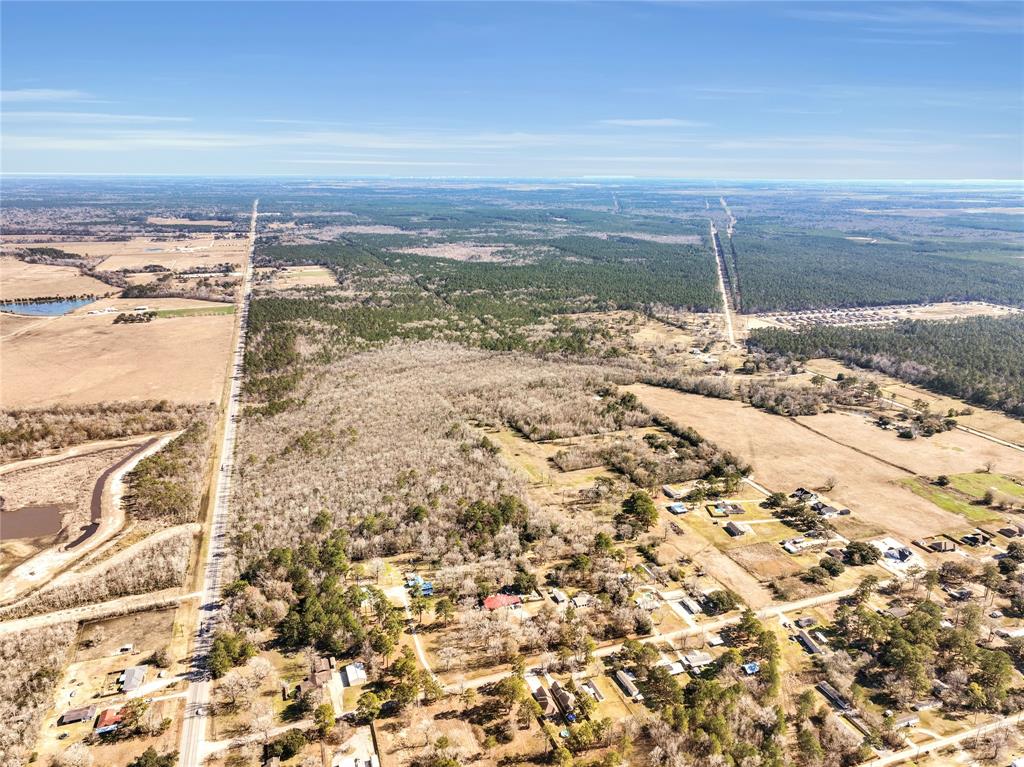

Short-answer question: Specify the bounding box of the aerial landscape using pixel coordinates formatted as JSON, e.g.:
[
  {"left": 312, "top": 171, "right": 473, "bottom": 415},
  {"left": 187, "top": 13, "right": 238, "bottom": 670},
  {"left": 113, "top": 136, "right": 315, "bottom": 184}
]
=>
[{"left": 1, "top": 3, "right": 1023, "bottom": 767}]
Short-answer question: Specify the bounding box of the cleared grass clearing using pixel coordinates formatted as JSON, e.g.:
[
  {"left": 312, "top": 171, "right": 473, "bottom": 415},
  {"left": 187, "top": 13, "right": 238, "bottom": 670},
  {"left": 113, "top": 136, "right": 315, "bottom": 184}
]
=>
[
  {"left": 948, "top": 471, "right": 1024, "bottom": 503},
  {"left": 155, "top": 305, "right": 235, "bottom": 318},
  {"left": 900, "top": 477, "right": 1001, "bottom": 523}
]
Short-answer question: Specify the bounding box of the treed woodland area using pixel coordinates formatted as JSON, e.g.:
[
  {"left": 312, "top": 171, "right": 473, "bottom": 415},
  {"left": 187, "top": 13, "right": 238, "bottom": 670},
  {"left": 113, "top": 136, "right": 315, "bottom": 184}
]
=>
[
  {"left": 3, "top": 180, "right": 1024, "bottom": 767},
  {"left": 750, "top": 315, "right": 1024, "bottom": 418}
]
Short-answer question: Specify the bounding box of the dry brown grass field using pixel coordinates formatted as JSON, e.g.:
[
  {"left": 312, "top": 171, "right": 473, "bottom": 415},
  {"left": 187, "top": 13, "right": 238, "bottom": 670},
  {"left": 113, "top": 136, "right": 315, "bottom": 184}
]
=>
[
  {"left": 0, "top": 257, "right": 112, "bottom": 301},
  {"left": 1, "top": 298, "right": 234, "bottom": 407},
  {"left": 1, "top": 234, "right": 247, "bottom": 271},
  {"left": 624, "top": 383, "right": 1006, "bottom": 539}
]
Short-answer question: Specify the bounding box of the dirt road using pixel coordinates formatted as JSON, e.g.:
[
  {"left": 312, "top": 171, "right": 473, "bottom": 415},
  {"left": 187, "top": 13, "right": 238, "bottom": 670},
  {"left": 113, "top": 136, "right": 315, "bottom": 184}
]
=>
[
  {"left": 0, "top": 432, "right": 178, "bottom": 603},
  {"left": 709, "top": 219, "right": 737, "bottom": 346}
]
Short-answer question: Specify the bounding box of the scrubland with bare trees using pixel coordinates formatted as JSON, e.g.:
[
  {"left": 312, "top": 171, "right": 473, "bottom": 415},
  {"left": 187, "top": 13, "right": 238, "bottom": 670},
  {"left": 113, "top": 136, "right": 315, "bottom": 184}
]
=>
[
  {"left": 231, "top": 342, "right": 644, "bottom": 566},
  {"left": 0, "top": 401, "right": 210, "bottom": 463},
  {"left": 0, "top": 527, "right": 194, "bottom": 620},
  {"left": 0, "top": 622, "right": 77, "bottom": 766}
]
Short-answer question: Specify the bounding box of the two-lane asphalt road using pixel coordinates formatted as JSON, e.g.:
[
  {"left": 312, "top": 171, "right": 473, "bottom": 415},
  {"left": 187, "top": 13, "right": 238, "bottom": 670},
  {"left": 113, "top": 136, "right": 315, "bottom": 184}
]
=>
[{"left": 178, "top": 199, "right": 257, "bottom": 767}]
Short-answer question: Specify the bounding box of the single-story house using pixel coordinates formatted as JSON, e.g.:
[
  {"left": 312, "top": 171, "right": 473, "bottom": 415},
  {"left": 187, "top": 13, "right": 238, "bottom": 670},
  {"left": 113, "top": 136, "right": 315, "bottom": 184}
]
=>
[
  {"left": 533, "top": 685, "right": 558, "bottom": 717},
  {"left": 667, "top": 502, "right": 687, "bottom": 515},
  {"left": 550, "top": 588, "right": 568, "bottom": 605},
  {"left": 483, "top": 594, "right": 522, "bottom": 611},
  {"left": 816, "top": 682, "right": 852, "bottom": 712},
  {"left": 794, "top": 617, "right": 816, "bottom": 629},
  {"left": 826, "top": 548, "right": 845, "bottom": 560},
  {"left": 912, "top": 698, "right": 941, "bottom": 712},
  {"left": 679, "top": 596, "right": 703, "bottom": 615},
  {"left": 550, "top": 680, "right": 576, "bottom": 714},
  {"left": 885, "top": 546, "right": 914, "bottom": 562},
  {"left": 797, "top": 630, "right": 823, "bottom": 655},
  {"left": 791, "top": 488, "right": 817, "bottom": 503},
  {"left": 634, "top": 594, "right": 659, "bottom": 611},
  {"left": 682, "top": 650, "right": 713, "bottom": 670},
  {"left": 95, "top": 708, "right": 123, "bottom": 734},
  {"left": 707, "top": 633, "right": 725, "bottom": 647},
  {"left": 342, "top": 662, "right": 367, "bottom": 687},
  {"left": 724, "top": 521, "right": 753, "bottom": 537},
  {"left": 662, "top": 485, "right": 685, "bottom": 500},
  {"left": 119, "top": 665, "right": 147, "bottom": 693},
  {"left": 615, "top": 669, "right": 642, "bottom": 700},
  {"left": 60, "top": 705, "right": 96, "bottom": 726},
  {"left": 571, "top": 592, "right": 592, "bottom": 609}
]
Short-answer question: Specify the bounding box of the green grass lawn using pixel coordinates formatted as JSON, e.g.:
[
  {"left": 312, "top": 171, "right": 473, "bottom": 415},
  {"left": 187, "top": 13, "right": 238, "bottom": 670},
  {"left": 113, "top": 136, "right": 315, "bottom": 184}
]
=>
[
  {"left": 155, "top": 305, "right": 235, "bottom": 318},
  {"left": 900, "top": 477, "right": 1000, "bottom": 523},
  {"left": 947, "top": 472, "right": 1024, "bottom": 503}
]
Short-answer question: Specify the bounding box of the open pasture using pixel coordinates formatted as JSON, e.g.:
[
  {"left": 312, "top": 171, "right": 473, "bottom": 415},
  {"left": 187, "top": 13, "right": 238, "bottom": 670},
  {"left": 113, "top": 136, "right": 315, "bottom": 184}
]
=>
[
  {"left": 0, "top": 257, "right": 112, "bottom": 301},
  {"left": 2, "top": 234, "right": 247, "bottom": 272},
  {"left": 624, "top": 383, "right": 1000, "bottom": 540},
  {"left": 1, "top": 298, "right": 234, "bottom": 407}
]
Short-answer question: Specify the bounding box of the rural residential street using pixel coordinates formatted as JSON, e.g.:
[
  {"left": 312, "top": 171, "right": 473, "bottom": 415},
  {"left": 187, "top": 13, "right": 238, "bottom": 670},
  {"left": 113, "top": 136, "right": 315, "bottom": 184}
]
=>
[{"left": 178, "top": 199, "right": 258, "bottom": 767}]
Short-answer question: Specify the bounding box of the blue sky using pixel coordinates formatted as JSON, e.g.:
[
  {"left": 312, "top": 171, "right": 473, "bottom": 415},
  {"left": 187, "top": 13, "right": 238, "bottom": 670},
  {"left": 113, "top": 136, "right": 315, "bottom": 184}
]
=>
[{"left": 2, "top": 1, "right": 1022, "bottom": 178}]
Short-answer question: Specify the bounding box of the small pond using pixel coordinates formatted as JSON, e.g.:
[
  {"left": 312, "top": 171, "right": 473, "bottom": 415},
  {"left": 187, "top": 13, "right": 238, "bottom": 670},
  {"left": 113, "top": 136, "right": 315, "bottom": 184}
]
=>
[
  {"left": 0, "top": 298, "right": 96, "bottom": 316},
  {"left": 1, "top": 504, "right": 66, "bottom": 540}
]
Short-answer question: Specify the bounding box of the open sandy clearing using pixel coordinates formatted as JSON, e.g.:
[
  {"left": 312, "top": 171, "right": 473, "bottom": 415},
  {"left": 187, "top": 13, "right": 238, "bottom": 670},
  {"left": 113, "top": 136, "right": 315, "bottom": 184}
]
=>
[
  {"left": 146, "top": 216, "right": 232, "bottom": 227},
  {"left": 0, "top": 257, "right": 112, "bottom": 301},
  {"left": 267, "top": 265, "right": 338, "bottom": 289},
  {"left": 624, "top": 384, "right": 971, "bottom": 539},
  {"left": 1, "top": 305, "right": 233, "bottom": 407},
  {"left": 397, "top": 243, "right": 507, "bottom": 262}
]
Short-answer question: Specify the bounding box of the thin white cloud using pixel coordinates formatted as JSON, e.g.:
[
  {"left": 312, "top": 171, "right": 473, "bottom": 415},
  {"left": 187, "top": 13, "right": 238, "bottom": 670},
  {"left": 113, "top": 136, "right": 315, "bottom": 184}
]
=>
[
  {"left": 599, "top": 118, "right": 707, "bottom": 128},
  {"left": 788, "top": 4, "right": 1023, "bottom": 33},
  {"left": 2, "top": 111, "right": 191, "bottom": 123},
  {"left": 283, "top": 159, "right": 478, "bottom": 166},
  {"left": 0, "top": 88, "right": 94, "bottom": 103}
]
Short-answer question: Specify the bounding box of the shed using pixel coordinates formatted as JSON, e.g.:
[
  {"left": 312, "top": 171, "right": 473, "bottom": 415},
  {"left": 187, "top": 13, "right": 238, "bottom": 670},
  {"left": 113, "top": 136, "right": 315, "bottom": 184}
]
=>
[
  {"left": 667, "top": 502, "right": 687, "bottom": 515},
  {"left": 741, "top": 662, "right": 760, "bottom": 675},
  {"left": 662, "top": 485, "right": 685, "bottom": 500}
]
